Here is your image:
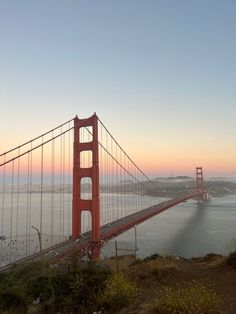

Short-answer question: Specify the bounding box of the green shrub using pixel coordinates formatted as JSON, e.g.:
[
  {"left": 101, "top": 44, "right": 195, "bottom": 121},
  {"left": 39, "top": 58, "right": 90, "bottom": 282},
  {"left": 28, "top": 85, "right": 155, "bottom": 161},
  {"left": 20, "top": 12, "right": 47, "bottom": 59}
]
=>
[
  {"left": 0, "top": 287, "right": 27, "bottom": 313},
  {"left": 151, "top": 264, "right": 176, "bottom": 280},
  {"left": 27, "top": 263, "right": 110, "bottom": 313},
  {"left": 27, "top": 271, "right": 71, "bottom": 305},
  {"left": 102, "top": 272, "right": 137, "bottom": 312},
  {"left": 143, "top": 253, "right": 160, "bottom": 262},
  {"left": 228, "top": 251, "right": 236, "bottom": 269},
  {"left": 65, "top": 263, "right": 111, "bottom": 313},
  {"left": 152, "top": 280, "right": 222, "bottom": 314},
  {"left": 0, "top": 261, "right": 48, "bottom": 291},
  {"left": 129, "top": 258, "right": 143, "bottom": 267}
]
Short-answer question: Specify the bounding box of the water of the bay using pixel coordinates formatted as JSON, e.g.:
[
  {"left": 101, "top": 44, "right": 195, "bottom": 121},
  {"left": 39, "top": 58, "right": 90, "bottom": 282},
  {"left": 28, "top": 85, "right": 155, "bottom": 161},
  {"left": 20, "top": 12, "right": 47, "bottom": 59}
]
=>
[
  {"left": 1, "top": 192, "right": 236, "bottom": 265},
  {"left": 102, "top": 195, "right": 236, "bottom": 258}
]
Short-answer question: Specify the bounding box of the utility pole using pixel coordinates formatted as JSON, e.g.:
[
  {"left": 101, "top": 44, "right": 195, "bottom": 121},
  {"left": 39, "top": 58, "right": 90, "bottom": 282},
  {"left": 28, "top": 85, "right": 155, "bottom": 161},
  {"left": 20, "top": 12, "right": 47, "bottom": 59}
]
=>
[
  {"left": 32, "top": 226, "right": 43, "bottom": 261},
  {"left": 134, "top": 225, "right": 138, "bottom": 258},
  {"left": 115, "top": 240, "right": 119, "bottom": 273}
]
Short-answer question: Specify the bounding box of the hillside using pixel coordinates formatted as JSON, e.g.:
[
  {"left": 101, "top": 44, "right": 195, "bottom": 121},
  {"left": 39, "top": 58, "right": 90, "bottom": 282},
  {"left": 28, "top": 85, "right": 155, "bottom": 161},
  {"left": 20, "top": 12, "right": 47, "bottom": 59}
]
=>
[
  {"left": 0, "top": 253, "right": 236, "bottom": 313},
  {"left": 112, "top": 254, "right": 236, "bottom": 313},
  {"left": 101, "top": 179, "right": 236, "bottom": 198}
]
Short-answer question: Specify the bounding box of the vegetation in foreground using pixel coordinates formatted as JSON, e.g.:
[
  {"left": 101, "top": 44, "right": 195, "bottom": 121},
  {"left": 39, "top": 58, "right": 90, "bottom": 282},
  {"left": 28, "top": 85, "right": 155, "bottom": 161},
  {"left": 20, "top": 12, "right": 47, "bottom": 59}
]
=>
[
  {"left": 0, "top": 251, "right": 235, "bottom": 313},
  {"left": 228, "top": 250, "right": 236, "bottom": 269},
  {"left": 0, "top": 259, "right": 137, "bottom": 314},
  {"left": 152, "top": 280, "right": 222, "bottom": 313}
]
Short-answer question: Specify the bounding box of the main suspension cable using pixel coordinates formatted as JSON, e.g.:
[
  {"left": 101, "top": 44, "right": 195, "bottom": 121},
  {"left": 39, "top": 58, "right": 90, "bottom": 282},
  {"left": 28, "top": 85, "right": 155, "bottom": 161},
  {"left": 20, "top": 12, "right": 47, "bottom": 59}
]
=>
[{"left": 98, "top": 117, "right": 161, "bottom": 192}]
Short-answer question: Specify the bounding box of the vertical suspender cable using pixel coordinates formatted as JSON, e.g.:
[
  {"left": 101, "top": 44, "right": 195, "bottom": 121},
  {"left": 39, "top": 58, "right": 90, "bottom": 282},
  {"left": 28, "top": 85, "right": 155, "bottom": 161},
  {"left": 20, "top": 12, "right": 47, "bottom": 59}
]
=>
[
  {"left": 116, "top": 141, "right": 119, "bottom": 220},
  {"left": 26, "top": 152, "right": 30, "bottom": 256},
  {"left": 0, "top": 156, "right": 6, "bottom": 266},
  {"left": 51, "top": 132, "right": 55, "bottom": 246},
  {"left": 10, "top": 160, "right": 14, "bottom": 262},
  {"left": 40, "top": 138, "right": 44, "bottom": 246},
  {"left": 62, "top": 132, "right": 65, "bottom": 239},
  {"left": 60, "top": 127, "right": 62, "bottom": 239},
  {"left": 111, "top": 137, "right": 114, "bottom": 222},
  {"left": 105, "top": 129, "right": 108, "bottom": 223},
  {"left": 0, "top": 118, "right": 76, "bottom": 268},
  {"left": 59, "top": 127, "right": 63, "bottom": 240},
  {"left": 120, "top": 146, "right": 122, "bottom": 219},
  {"left": 67, "top": 123, "right": 71, "bottom": 237},
  {"left": 15, "top": 148, "right": 20, "bottom": 258},
  {"left": 108, "top": 132, "right": 110, "bottom": 223},
  {"left": 124, "top": 155, "right": 127, "bottom": 217},
  {"left": 29, "top": 146, "right": 32, "bottom": 254},
  {"left": 99, "top": 123, "right": 103, "bottom": 226}
]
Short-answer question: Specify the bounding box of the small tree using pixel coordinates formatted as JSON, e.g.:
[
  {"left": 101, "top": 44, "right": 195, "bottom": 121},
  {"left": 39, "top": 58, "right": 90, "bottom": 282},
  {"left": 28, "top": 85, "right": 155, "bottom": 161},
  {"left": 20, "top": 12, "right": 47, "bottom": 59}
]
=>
[{"left": 102, "top": 272, "right": 137, "bottom": 312}]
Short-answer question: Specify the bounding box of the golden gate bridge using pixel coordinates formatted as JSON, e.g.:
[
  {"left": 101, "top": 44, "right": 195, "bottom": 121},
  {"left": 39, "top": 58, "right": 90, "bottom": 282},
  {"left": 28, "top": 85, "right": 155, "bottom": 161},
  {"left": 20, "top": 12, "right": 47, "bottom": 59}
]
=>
[{"left": 0, "top": 113, "right": 208, "bottom": 269}]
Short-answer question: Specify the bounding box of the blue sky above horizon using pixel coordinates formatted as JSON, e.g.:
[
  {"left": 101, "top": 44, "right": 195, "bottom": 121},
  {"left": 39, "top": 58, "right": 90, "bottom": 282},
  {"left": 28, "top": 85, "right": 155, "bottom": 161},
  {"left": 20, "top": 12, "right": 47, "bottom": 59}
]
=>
[{"left": 1, "top": 0, "right": 236, "bottom": 177}]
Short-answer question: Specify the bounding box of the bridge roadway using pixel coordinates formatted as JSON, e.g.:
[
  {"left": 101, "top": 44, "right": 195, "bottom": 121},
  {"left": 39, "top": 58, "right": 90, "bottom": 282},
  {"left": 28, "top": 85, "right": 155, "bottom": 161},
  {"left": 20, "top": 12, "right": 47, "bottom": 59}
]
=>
[
  {"left": 34, "top": 191, "right": 202, "bottom": 260},
  {"left": 0, "top": 191, "right": 202, "bottom": 270}
]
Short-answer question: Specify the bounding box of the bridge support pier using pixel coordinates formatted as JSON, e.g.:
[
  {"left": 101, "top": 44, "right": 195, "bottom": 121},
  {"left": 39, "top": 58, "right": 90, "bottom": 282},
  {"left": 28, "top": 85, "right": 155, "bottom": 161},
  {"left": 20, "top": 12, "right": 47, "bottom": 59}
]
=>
[{"left": 72, "top": 114, "right": 100, "bottom": 258}]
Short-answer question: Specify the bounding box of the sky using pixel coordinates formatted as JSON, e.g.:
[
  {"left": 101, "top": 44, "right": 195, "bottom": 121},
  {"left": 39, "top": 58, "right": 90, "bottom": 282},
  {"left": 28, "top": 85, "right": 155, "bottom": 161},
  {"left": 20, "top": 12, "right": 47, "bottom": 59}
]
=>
[{"left": 0, "top": 0, "right": 236, "bottom": 177}]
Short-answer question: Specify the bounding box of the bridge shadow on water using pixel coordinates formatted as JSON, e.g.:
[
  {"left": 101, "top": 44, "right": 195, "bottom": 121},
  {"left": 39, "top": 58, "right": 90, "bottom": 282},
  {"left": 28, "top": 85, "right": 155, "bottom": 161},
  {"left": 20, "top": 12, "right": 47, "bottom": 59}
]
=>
[{"left": 167, "top": 202, "right": 210, "bottom": 258}]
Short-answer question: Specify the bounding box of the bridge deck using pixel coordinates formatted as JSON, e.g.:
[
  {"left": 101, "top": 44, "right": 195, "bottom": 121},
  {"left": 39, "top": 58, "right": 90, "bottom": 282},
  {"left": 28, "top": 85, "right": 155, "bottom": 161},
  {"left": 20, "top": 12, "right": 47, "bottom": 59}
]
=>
[
  {"left": 0, "top": 191, "right": 202, "bottom": 270},
  {"left": 46, "top": 191, "right": 202, "bottom": 259}
]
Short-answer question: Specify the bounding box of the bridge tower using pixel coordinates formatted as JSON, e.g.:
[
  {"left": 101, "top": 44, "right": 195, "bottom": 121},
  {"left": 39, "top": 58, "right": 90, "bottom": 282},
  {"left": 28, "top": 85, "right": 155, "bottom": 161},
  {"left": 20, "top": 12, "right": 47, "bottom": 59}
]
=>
[
  {"left": 196, "top": 166, "right": 207, "bottom": 202},
  {"left": 72, "top": 114, "right": 100, "bottom": 254}
]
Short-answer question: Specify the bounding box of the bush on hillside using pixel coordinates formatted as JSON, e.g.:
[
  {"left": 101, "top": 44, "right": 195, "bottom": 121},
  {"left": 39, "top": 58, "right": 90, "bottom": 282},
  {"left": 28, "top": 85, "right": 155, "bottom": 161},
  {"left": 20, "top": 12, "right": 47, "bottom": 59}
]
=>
[
  {"left": 143, "top": 253, "right": 160, "bottom": 262},
  {"left": 227, "top": 251, "right": 236, "bottom": 269},
  {"left": 151, "top": 264, "right": 176, "bottom": 280},
  {"left": 102, "top": 272, "right": 137, "bottom": 312},
  {"left": 129, "top": 258, "right": 143, "bottom": 267},
  {"left": 152, "top": 280, "right": 222, "bottom": 314},
  {"left": 0, "top": 287, "right": 27, "bottom": 312},
  {"left": 0, "top": 261, "right": 111, "bottom": 314},
  {"left": 58, "top": 263, "right": 111, "bottom": 313}
]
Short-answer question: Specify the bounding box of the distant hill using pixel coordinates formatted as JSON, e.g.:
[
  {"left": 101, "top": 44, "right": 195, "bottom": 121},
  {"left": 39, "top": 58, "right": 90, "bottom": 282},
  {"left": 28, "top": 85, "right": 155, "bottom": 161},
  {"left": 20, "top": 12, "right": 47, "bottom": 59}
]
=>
[{"left": 155, "top": 176, "right": 192, "bottom": 180}]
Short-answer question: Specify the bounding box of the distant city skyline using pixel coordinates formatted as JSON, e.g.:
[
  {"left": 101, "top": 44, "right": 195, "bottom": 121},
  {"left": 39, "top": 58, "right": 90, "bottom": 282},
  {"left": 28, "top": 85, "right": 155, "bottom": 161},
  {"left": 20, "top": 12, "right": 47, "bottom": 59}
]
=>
[{"left": 1, "top": 1, "right": 236, "bottom": 177}]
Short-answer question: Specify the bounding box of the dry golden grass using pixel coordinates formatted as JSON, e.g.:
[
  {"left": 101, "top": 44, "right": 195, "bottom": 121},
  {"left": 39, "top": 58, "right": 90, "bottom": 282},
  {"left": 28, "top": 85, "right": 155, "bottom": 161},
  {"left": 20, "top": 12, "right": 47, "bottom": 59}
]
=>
[
  {"left": 104, "top": 254, "right": 236, "bottom": 314},
  {"left": 152, "top": 280, "right": 222, "bottom": 314}
]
